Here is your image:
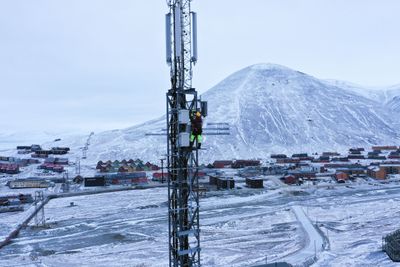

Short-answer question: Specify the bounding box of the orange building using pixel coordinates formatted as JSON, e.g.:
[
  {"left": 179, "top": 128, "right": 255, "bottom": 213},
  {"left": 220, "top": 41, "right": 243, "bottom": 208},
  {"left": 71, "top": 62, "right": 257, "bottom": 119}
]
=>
[
  {"left": 367, "top": 166, "right": 386, "bottom": 180},
  {"left": 335, "top": 172, "right": 349, "bottom": 182}
]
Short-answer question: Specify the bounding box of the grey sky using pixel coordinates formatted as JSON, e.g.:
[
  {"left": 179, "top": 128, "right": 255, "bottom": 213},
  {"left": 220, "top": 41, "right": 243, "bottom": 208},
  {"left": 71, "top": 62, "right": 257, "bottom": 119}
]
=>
[{"left": 1, "top": 0, "right": 400, "bottom": 134}]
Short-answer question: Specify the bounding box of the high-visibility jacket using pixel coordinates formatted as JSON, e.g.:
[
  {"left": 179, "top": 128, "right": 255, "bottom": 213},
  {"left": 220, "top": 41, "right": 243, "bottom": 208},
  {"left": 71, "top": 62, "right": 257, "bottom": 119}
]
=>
[{"left": 191, "top": 116, "right": 202, "bottom": 135}]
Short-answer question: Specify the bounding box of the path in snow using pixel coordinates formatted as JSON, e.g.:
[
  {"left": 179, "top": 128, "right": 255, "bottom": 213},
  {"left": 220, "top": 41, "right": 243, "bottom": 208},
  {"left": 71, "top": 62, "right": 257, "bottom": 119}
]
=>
[{"left": 284, "top": 205, "right": 324, "bottom": 266}]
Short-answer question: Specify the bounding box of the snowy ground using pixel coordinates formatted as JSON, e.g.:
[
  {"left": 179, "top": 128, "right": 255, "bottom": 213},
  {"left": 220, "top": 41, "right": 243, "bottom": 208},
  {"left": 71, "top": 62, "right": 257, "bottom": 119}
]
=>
[
  {"left": 0, "top": 180, "right": 399, "bottom": 266},
  {"left": 309, "top": 189, "right": 400, "bottom": 267},
  {"left": 0, "top": 187, "right": 300, "bottom": 267},
  {"left": 284, "top": 205, "right": 324, "bottom": 265}
]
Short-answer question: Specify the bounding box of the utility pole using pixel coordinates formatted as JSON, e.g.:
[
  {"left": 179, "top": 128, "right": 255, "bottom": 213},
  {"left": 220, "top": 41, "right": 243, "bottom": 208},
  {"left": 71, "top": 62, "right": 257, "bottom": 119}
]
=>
[
  {"left": 160, "top": 158, "right": 166, "bottom": 183},
  {"left": 34, "top": 191, "right": 45, "bottom": 227},
  {"left": 314, "top": 240, "right": 317, "bottom": 259},
  {"left": 75, "top": 157, "right": 81, "bottom": 176},
  {"left": 165, "top": 1, "right": 202, "bottom": 266},
  {"left": 62, "top": 170, "right": 70, "bottom": 193}
]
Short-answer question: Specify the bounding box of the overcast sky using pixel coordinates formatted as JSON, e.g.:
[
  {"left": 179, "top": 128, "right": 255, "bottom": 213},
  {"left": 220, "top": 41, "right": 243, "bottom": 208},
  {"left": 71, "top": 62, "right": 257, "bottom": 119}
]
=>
[{"left": 1, "top": 0, "right": 400, "bottom": 134}]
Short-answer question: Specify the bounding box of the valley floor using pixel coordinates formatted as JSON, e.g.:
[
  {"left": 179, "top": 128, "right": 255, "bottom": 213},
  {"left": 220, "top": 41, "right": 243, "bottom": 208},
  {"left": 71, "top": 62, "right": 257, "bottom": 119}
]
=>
[{"left": 0, "top": 180, "right": 399, "bottom": 267}]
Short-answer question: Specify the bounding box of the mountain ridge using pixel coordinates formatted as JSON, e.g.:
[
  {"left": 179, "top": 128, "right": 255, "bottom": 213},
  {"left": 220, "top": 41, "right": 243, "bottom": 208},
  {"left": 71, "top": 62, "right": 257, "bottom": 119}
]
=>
[{"left": 41, "top": 63, "right": 400, "bottom": 163}]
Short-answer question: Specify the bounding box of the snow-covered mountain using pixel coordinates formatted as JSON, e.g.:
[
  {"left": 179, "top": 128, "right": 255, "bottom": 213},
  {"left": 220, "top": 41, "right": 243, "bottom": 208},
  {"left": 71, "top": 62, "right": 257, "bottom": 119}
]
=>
[
  {"left": 324, "top": 80, "right": 400, "bottom": 109},
  {"left": 387, "top": 95, "right": 400, "bottom": 112},
  {"left": 52, "top": 64, "right": 400, "bottom": 163},
  {"left": 382, "top": 86, "right": 400, "bottom": 112}
]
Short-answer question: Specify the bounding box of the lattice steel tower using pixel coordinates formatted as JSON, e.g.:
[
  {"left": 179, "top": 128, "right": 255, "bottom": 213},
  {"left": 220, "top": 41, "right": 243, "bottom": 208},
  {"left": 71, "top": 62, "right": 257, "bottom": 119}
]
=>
[
  {"left": 165, "top": 0, "right": 202, "bottom": 266},
  {"left": 34, "top": 191, "right": 46, "bottom": 227}
]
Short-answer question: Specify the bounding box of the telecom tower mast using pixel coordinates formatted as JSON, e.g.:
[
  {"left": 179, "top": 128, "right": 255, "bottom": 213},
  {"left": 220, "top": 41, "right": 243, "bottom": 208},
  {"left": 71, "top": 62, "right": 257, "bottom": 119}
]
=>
[{"left": 165, "top": 0, "right": 201, "bottom": 266}]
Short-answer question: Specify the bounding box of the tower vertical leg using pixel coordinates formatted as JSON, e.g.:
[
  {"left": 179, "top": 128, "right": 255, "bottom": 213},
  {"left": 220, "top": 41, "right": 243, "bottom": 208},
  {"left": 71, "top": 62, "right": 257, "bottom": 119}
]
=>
[
  {"left": 167, "top": 91, "right": 201, "bottom": 267},
  {"left": 166, "top": 0, "right": 201, "bottom": 266}
]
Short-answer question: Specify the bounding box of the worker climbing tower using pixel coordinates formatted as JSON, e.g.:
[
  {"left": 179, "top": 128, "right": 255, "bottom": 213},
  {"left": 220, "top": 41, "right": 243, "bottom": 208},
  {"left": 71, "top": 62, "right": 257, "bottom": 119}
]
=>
[{"left": 165, "top": 0, "right": 202, "bottom": 266}]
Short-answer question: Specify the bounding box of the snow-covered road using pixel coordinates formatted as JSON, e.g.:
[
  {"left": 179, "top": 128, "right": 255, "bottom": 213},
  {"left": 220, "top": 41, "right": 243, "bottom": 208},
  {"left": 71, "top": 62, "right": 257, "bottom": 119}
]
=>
[{"left": 284, "top": 205, "right": 324, "bottom": 266}]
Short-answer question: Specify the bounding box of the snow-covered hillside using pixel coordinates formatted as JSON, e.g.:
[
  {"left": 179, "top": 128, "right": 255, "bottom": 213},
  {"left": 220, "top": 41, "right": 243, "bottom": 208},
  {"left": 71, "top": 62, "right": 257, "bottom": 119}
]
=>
[
  {"left": 382, "top": 86, "right": 400, "bottom": 112},
  {"left": 46, "top": 64, "right": 400, "bottom": 163},
  {"left": 0, "top": 131, "right": 76, "bottom": 151},
  {"left": 324, "top": 80, "right": 400, "bottom": 110}
]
